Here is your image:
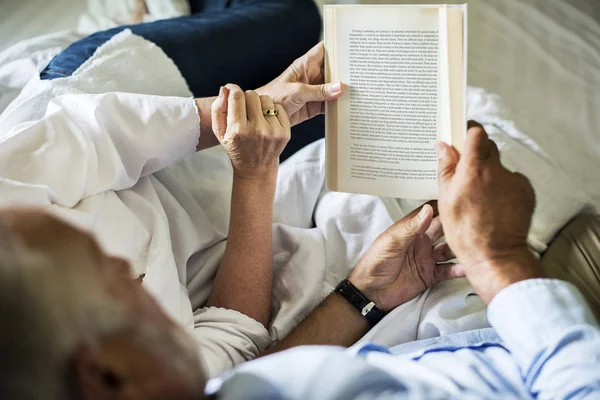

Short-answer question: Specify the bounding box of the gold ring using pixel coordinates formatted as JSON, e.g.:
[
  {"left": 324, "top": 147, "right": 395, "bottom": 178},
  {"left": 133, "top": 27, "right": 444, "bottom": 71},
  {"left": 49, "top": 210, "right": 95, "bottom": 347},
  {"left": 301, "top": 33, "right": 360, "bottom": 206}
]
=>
[{"left": 262, "top": 108, "right": 278, "bottom": 116}]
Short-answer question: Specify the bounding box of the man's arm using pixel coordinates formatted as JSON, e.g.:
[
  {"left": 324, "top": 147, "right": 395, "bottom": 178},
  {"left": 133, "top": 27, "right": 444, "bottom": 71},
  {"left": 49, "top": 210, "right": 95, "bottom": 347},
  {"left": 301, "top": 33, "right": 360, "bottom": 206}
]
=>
[
  {"left": 261, "top": 293, "right": 370, "bottom": 356},
  {"left": 261, "top": 202, "right": 462, "bottom": 355},
  {"left": 436, "top": 124, "right": 600, "bottom": 399},
  {"left": 490, "top": 278, "right": 600, "bottom": 399}
]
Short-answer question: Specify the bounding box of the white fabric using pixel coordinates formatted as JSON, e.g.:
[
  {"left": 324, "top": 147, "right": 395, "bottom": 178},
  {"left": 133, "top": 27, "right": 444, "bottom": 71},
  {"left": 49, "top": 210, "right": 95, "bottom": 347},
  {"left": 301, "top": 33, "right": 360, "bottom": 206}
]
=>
[
  {"left": 79, "top": 0, "right": 190, "bottom": 33},
  {"left": 0, "top": 0, "right": 86, "bottom": 53},
  {"left": 0, "top": 32, "right": 84, "bottom": 114},
  {"left": 0, "top": 30, "right": 272, "bottom": 378},
  {"left": 0, "top": 0, "right": 188, "bottom": 114},
  {"left": 0, "top": 0, "right": 598, "bottom": 377},
  {"left": 468, "top": 0, "right": 600, "bottom": 210},
  {"left": 193, "top": 307, "right": 273, "bottom": 378}
]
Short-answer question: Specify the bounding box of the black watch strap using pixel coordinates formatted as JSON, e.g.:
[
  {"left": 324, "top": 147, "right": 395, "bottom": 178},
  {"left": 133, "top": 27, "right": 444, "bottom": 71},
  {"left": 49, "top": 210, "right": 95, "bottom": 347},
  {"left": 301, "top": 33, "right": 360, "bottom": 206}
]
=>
[{"left": 334, "top": 279, "right": 386, "bottom": 327}]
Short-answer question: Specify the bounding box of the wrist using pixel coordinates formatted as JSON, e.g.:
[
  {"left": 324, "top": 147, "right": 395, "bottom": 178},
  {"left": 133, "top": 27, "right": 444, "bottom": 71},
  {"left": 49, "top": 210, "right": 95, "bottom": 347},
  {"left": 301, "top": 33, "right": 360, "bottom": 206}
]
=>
[
  {"left": 232, "top": 166, "right": 278, "bottom": 183},
  {"left": 347, "top": 273, "right": 387, "bottom": 312},
  {"left": 465, "top": 249, "right": 546, "bottom": 304},
  {"left": 255, "top": 85, "right": 268, "bottom": 97},
  {"left": 334, "top": 279, "right": 386, "bottom": 327},
  {"left": 194, "top": 97, "right": 220, "bottom": 151}
]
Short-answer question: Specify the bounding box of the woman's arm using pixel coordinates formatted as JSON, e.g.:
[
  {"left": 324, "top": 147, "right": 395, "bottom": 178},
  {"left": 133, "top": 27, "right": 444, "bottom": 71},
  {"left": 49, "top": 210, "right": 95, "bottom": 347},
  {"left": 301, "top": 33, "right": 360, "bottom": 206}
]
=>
[
  {"left": 206, "top": 172, "right": 276, "bottom": 326},
  {"left": 195, "top": 96, "right": 221, "bottom": 151},
  {"left": 0, "top": 93, "right": 201, "bottom": 208},
  {"left": 205, "top": 84, "right": 290, "bottom": 327}
]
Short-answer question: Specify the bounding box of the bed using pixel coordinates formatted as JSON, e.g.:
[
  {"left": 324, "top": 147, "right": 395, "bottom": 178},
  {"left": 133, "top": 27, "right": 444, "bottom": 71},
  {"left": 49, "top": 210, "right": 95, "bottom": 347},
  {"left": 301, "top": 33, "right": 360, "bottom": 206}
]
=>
[
  {"left": 0, "top": 0, "right": 598, "bottom": 318},
  {"left": 3, "top": 0, "right": 598, "bottom": 199}
]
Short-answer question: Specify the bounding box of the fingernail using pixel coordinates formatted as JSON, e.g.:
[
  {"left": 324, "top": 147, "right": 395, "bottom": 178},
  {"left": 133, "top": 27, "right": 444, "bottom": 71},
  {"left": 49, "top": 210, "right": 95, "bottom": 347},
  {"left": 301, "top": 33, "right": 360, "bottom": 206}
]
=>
[
  {"left": 330, "top": 82, "right": 342, "bottom": 93},
  {"left": 435, "top": 142, "right": 446, "bottom": 160},
  {"left": 418, "top": 206, "right": 428, "bottom": 221},
  {"left": 218, "top": 86, "right": 224, "bottom": 98}
]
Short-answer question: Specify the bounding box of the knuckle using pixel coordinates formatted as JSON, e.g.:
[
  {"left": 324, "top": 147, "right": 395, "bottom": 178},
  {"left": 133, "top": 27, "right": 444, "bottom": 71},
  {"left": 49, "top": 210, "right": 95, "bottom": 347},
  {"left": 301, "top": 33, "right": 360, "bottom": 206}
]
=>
[
  {"left": 277, "top": 132, "right": 291, "bottom": 145},
  {"left": 513, "top": 172, "right": 531, "bottom": 188},
  {"left": 467, "top": 120, "right": 483, "bottom": 130},
  {"left": 377, "top": 232, "right": 396, "bottom": 249},
  {"left": 231, "top": 88, "right": 244, "bottom": 100},
  {"left": 256, "top": 124, "right": 272, "bottom": 137},
  {"left": 405, "top": 215, "right": 418, "bottom": 231},
  {"left": 489, "top": 139, "right": 499, "bottom": 153},
  {"left": 472, "top": 127, "right": 487, "bottom": 142},
  {"left": 438, "top": 164, "right": 453, "bottom": 179},
  {"left": 515, "top": 172, "right": 536, "bottom": 199},
  {"left": 229, "top": 122, "right": 244, "bottom": 135},
  {"left": 318, "top": 84, "right": 327, "bottom": 99},
  {"left": 226, "top": 83, "right": 241, "bottom": 92},
  {"left": 276, "top": 105, "right": 289, "bottom": 121}
]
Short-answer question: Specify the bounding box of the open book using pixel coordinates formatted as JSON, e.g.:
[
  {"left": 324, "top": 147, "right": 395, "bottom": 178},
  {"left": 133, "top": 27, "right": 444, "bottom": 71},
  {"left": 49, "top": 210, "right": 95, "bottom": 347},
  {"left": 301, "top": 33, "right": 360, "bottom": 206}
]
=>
[{"left": 325, "top": 4, "right": 467, "bottom": 199}]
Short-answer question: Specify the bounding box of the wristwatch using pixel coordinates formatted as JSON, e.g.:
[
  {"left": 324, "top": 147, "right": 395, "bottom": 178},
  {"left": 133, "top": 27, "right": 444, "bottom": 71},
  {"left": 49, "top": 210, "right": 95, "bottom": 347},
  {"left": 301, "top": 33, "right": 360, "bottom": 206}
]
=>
[{"left": 334, "top": 279, "right": 386, "bottom": 327}]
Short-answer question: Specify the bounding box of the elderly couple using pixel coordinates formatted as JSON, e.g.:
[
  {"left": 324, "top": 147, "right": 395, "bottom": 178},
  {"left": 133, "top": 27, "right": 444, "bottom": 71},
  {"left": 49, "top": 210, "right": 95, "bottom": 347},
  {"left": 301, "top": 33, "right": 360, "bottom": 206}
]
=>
[{"left": 0, "top": 0, "right": 598, "bottom": 399}]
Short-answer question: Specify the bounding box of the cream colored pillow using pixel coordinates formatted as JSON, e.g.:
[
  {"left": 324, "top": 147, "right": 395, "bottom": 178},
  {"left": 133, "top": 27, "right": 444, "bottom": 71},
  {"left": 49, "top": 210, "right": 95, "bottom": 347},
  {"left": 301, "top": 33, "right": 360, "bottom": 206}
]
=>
[{"left": 542, "top": 215, "right": 600, "bottom": 321}]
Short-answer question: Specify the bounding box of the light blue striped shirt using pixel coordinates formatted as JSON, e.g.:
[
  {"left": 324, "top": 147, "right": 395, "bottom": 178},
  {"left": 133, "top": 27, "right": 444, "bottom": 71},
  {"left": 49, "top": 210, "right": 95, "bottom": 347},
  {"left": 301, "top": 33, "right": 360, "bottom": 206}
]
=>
[{"left": 207, "top": 279, "right": 600, "bottom": 399}]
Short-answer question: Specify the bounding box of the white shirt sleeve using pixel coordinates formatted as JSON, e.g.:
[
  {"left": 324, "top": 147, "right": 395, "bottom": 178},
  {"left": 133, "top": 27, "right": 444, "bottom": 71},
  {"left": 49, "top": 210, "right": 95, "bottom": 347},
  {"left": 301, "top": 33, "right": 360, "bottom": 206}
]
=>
[
  {"left": 192, "top": 307, "right": 272, "bottom": 379},
  {"left": 0, "top": 92, "right": 200, "bottom": 207}
]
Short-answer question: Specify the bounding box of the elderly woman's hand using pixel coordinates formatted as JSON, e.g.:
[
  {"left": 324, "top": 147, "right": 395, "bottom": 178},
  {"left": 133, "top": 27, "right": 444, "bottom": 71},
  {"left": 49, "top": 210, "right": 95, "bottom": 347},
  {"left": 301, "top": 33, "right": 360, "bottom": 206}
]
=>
[
  {"left": 257, "top": 42, "right": 343, "bottom": 126},
  {"left": 211, "top": 84, "right": 291, "bottom": 180}
]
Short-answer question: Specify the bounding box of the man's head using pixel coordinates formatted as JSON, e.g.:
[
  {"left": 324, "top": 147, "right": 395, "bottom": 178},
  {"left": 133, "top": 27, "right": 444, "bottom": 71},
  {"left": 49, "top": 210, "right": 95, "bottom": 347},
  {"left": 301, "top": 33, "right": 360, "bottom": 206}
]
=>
[{"left": 0, "top": 209, "right": 205, "bottom": 400}]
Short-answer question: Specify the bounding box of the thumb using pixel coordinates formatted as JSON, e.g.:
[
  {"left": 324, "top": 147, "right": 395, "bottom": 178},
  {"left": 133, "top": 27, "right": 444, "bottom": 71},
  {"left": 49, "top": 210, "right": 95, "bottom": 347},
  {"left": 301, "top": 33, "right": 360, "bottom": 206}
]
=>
[
  {"left": 436, "top": 141, "right": 459, "bottom": 195},
  {"left": 386, "top": 204, "right": 434, "bottom": 245},
  {"left": 299, "top": 81, "right": 343, "bottom": 103}
]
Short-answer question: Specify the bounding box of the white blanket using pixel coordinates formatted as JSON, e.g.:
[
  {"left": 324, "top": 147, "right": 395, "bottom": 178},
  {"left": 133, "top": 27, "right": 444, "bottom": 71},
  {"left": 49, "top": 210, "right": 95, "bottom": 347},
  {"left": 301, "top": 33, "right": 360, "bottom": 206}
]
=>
[
  {"left": 0, "top": 32, "right": 84, "bottom": 112},
  {"left": 0, "top": 0, "right": 598, "bottom": 368}
]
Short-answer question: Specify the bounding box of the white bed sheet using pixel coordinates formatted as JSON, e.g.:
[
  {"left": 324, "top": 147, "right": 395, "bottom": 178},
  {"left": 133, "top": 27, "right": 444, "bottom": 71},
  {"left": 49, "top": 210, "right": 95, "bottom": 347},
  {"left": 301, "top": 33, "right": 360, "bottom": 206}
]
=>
[
  {"left": 0, "top": 0, "right": 598, "bottom": 355},
  {"left": 0, "top": 0, "right": 86, "bottom": 53},
  {"left": 468, "top": 0, "right": 600, "bottom": 209}
]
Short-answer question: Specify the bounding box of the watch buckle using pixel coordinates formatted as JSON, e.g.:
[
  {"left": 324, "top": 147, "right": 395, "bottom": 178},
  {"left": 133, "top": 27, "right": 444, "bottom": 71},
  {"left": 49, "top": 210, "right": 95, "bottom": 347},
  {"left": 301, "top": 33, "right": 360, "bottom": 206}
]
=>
[{"left": 361, "top": 301, "right": 376, "bottom": 316}]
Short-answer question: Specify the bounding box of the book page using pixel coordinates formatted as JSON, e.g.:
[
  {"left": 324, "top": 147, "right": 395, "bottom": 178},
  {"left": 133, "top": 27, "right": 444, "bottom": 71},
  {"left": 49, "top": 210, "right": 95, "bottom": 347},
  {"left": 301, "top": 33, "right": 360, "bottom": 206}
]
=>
[
  {"left": 448, "top": 6, "right": 466, "bottom": 152},
  {"left": 326, "top": 6, "right": 445, "bottom": 199}
]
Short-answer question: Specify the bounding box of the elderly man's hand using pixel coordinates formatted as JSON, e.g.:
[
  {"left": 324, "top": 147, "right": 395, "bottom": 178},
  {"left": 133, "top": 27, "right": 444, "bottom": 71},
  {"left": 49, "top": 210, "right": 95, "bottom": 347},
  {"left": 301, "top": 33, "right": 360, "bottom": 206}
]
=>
[
  {"left": 437, "top": 122, "right": 545, "bottom": 304},
  {"left": 212, "top": 84, "right": 291, "bottom": 180},
  {"left": 257, "top": 42, "right": 343, "bottom": 126},
  {"left": 349, "top": 202, "right": 464, "bottom": 313}
]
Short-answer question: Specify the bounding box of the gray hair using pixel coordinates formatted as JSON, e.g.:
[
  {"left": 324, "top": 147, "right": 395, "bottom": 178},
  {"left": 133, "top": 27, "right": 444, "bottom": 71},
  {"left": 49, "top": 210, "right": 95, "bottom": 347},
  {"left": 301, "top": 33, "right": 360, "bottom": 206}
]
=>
[
  {"left": 0, "top": 222, "right": 131, "bottom": 400},
  {"left": 0, "top": 222, "right": 203, "bottom": 399}
]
